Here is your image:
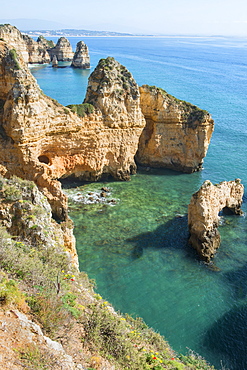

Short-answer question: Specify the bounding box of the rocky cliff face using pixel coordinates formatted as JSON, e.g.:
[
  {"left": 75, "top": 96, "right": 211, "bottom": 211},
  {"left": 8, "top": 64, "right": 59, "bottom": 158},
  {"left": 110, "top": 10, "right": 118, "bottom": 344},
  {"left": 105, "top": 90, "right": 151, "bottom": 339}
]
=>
[
  {"left": 0, "top": 44, "right": 145, "bottom": 219},
  {"left": 48, "top": 37, "right": 74, "bottom": 61},
  {"left": 71, "top": 41, "right": 90, "bottom": 68},
  {"left": 136, "top": 85, "right": 214, "bottom": 173},
  {"left": 0, "top": 24, "right": 51, "bottom": 64},
  {"left": 0, "top": 176, "right": 78, "bottom": 268},
  {"left": 188, "top": 179, "right": 244, "bottom": 262}
]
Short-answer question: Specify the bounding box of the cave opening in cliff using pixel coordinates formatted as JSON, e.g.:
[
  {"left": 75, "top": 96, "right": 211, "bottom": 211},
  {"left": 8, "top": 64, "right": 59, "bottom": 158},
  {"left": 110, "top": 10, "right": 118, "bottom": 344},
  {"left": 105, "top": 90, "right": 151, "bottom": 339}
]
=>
[
  {"left": 38, "top": 155, "right": 50, "bottom": 165},
  {"left": 219, "top": 206, "right": 235, "bottom": 216}
]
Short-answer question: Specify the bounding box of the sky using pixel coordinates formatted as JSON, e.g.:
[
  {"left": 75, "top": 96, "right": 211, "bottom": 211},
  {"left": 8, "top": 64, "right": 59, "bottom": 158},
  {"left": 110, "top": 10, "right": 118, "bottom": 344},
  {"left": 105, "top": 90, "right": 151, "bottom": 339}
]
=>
[{"left": 1, "top": 0, "right": 247, "bottom": 35}]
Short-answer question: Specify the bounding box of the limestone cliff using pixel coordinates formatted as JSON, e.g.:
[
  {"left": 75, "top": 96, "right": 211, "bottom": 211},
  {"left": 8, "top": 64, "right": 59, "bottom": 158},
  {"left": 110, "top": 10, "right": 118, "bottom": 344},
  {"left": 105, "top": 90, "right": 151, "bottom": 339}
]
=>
[
  {"left": 0, "top": 44, "right": 145, "bottom": 219},
  {"left": 48, "top": 37, "right": 74, "bottom": 61},
  {"left": 0, "top": 24, "right": 50, "bottom": 64},
  {"left": 188, "top": 179, "right": 244, "bottom": 262},
  {"left": 136, "top": 85, "right": 214, "bottom": 173},
  {"left": 71, "top": 41, "right": 90, "bottom": 68}
]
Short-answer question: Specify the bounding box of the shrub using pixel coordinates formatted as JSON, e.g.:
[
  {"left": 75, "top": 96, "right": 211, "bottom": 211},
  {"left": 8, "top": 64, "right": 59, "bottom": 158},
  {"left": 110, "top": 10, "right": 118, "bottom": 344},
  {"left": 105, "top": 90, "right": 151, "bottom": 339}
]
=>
[
  {"left": 66, "top": 103, "right": 95, "bottom": 117},
  {"left": 9, "top": 49, "right": 21, "bottom": 70},
  {"left": 0, "top": 275, "right": 28, "bottom": 311}
]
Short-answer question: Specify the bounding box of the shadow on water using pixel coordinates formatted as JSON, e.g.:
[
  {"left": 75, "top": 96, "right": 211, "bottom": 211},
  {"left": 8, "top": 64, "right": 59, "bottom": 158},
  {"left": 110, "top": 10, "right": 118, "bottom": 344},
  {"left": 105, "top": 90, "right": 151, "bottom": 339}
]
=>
[
  {"left": 126, "top": 215, "right": 198, "bottom": 261},
  {"left": 224, "top": 263, "right": 247, "bottom": 300},
  {"left": 204, "top": 304, "right": 247, "bottom": 370}
]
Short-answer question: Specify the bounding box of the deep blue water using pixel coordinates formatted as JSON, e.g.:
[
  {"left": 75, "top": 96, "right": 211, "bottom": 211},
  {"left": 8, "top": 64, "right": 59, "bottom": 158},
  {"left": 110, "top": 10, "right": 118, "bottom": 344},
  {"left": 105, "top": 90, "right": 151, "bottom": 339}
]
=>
[{"left": 31, "top": 36, "right": 247, "bottom": 370}]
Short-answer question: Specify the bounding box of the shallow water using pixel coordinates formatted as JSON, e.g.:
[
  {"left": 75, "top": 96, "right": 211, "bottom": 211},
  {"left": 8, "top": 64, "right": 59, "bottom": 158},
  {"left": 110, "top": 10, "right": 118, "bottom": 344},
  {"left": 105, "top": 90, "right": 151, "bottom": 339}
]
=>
[{"left": 32, "top": 36, "right": 247, "bottom": 369}]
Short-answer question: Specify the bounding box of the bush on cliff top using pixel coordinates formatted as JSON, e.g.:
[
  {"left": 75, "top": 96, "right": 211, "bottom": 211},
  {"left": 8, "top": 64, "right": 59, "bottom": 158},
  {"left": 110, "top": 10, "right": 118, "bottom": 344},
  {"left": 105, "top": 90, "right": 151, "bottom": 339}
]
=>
[{"left": 66, "top": 103, "right": 94, "bottom": 117}]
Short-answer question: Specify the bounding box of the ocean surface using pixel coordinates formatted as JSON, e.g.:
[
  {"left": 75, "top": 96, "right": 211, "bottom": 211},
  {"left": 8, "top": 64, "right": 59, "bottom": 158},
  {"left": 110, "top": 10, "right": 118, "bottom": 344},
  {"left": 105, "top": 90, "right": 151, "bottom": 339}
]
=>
[{"left": 30, "top": 36, "right": 247, "bottom": 370}]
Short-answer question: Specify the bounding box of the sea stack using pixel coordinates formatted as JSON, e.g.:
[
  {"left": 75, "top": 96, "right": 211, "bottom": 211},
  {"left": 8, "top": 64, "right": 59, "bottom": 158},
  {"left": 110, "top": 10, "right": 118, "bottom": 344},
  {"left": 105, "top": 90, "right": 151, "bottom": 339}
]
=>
[
  {"left": 136, "top": 85, "right": 214, "bottom": 173},
  {"left": 52, "top": 55, "right": 58, "bottom": 67},
  {"left": 71, "top": 41, "right": 90, "bottom": 68},
  {"left": 48, "top": 37, "right": 74, "bottom": 61},
  {"left": 188, "top": 179, "right": 244, "bottom": 262}
]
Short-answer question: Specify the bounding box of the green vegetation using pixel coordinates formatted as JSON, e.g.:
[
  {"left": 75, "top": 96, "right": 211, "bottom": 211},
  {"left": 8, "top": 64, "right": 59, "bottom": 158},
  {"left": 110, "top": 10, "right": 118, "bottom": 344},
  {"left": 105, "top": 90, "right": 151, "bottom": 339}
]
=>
[
  {"left": 0, "top": 274, "right": 28, "bottom": 311},
  {"left": 66, "top": 103, "right": 95, "bottom": 117},
  {"left": 37, "top": 35, "right": 55, "bottom": 48},
  {"left": 0, "top": 176, "right": 216, "bottom": 369},
  {"left": 9, "top": 48, "right": 21, "bottom": 70},
  {"left": 17, "top": 344, "right": 49, "bottom": 369}
]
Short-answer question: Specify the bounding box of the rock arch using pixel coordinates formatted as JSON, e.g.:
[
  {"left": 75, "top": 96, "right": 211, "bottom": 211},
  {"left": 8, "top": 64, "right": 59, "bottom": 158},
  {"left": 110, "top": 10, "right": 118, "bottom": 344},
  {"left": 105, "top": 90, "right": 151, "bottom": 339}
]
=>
[{"left": 188, "top": 179, "right": 244, "bottom": 262}]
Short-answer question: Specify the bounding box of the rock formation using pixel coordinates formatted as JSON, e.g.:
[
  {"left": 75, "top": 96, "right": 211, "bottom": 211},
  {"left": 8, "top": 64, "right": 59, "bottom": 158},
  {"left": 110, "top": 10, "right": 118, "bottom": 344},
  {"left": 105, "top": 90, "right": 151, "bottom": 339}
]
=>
[
  {"left": 36, "top": 35, "right": 55, "bottom": 49},
  {"left": 136, "top": 85, "right": 214, "bottom": 173},
  {"left": 0, "top": 44, "right": 145, "bottom": 219},
  {"left": 48, "top": 37, "right": 74, "bottom": 62},
  {"left": 52, "top": 55, "right": 58, "bottom": 67},
  {"left": 188, "top": 179, "right": 244, "bottom": 262},
  {"left": 0, "top": 24, "right": 51, "bottom": 64},
  {"left": 0, "top": 176, "right": 78, "bottom": 268},
  {"left": 71, "top": 41, "right": 90, "bottom": 68},
  {"left": 0, "top": 25, "right": 215, "bottom": 221}
]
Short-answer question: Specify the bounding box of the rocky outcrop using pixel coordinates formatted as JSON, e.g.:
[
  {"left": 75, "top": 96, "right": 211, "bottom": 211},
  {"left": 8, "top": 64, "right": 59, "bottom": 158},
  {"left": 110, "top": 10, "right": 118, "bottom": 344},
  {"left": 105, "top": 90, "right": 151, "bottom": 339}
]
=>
[
  {"left": 188, "top": 179, "right": 244, "bottom": 262},
  {"left": 0, "top": 44, "right": 145, "bottom": 219},
  {"left": 52, "top": 55, "right": 58, "bottom": 67},
  {"left": 37, "top": 35, "right": 55, "bottom": 49},
  {"left": 136, "top": 85, "right": 214, "bottom": 173},
  {"left": 48, "top": 37, "right": 74, "bottom": 62},
  {"left": 0, "top": 24, "right": 50, "bottom": 64},
  {"left": 0, "top": 310, "right": 83, "bottom": 370},
  {"left": 71, "top": 41, "right": 90, "bottom": 68},
  {"left": 0, "top": 176, "right": 78, "bottom": 268}
]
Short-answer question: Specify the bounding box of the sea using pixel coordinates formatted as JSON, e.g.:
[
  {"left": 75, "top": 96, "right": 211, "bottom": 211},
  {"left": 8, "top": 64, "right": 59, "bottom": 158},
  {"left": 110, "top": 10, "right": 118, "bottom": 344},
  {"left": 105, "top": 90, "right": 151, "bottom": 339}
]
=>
[{"left": 30, "top": 36, "right": 247, "bottom": 370}]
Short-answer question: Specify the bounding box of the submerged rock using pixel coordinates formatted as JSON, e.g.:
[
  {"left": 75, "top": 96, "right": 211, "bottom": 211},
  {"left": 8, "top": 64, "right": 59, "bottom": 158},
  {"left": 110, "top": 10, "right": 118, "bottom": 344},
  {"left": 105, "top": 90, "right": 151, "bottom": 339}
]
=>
[{"left": 188, "top": 179, "right": 244, "bottom": 262}]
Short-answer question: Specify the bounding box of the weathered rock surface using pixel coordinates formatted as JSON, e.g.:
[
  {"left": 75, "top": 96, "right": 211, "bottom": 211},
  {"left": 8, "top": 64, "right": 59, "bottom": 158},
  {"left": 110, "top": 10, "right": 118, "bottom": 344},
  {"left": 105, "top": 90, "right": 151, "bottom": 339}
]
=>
[
  {"left": 0, "top": 309, "right": 83, "bottom": 370},
  {"left": 71, "top": 41, "right": 90, "bottom": 68},
  {"left": 0, "top": 24, "right": 51, "bottom": 64},
  {"left": 83, "top": 56, "right": 146, "bottom": 176},
  {"left": 48, "top": 37, "right": 74, "bottom": 61},
  {"left": 188, "top": 179, "right": 244, "bottom": 262},
  {"left": 136, "top": 85, "right": 214, "bottom": 173}
]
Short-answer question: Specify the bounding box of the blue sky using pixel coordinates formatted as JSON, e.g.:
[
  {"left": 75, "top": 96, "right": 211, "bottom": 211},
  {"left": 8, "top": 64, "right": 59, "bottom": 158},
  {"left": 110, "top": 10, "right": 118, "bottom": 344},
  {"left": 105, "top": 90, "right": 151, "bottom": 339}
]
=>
[{"left": 1, "top": 0, "right": 247, "bottom": 35}]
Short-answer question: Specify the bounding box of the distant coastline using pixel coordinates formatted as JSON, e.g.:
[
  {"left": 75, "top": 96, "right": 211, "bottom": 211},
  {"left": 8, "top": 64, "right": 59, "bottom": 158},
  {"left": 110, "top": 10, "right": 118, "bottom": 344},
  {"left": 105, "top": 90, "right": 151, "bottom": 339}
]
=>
[{"left": 21, "top": 28, "right": 237, "bottom": 38}]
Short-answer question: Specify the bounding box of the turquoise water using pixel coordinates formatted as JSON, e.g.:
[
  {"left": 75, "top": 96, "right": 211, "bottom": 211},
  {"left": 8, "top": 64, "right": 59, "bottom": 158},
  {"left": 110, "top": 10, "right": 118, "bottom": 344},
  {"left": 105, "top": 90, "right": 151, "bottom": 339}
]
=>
[{"left": 31, "top": 37, "right": 247, "bottom": 369}]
